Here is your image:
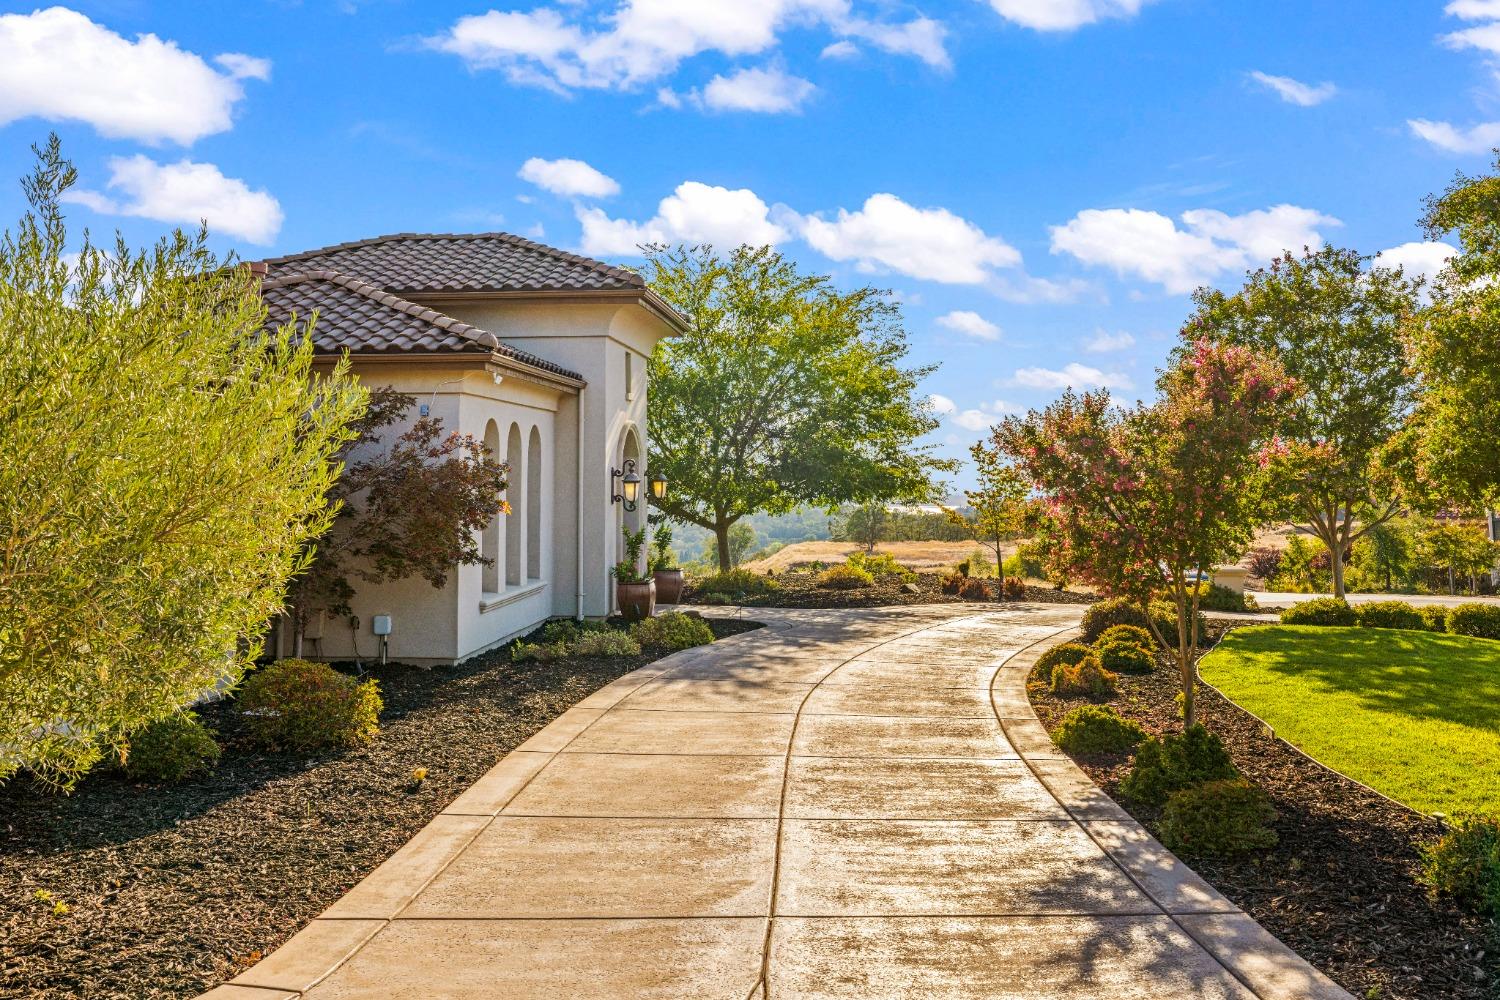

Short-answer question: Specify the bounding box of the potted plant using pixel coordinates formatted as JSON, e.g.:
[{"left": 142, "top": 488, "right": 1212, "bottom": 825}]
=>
[
  {"left": 613, "top": 526, "right": 655, "bottom": 621},
  {"left": 650, "top": 524, "right": 684, "bottom": 604}
]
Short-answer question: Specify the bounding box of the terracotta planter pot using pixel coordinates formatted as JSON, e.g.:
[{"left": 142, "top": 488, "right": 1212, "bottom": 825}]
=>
[
  {"left": 616, "top": 579, "right": 656, "bottom": 622},
  {"left": 653, "top": 568, "right": 684, "bottom": 605}
]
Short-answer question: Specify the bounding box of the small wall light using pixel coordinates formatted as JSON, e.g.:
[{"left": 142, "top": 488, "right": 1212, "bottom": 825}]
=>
[
  {"left": 649, "top": 473, "right": 668, "bottom": 502},
  {"left": 612, "top": 459, "right": 642, "bottom": 512}
]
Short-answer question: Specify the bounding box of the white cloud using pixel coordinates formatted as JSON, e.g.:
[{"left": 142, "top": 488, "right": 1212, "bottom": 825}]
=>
[
  {"left": 62, "top": 156, "right": 283, "bottom": 245},
  {"left": 1443, "top": 20, "right": 1500, "bottom": 54},
  {"left": 576, "top": 180, "right": 789, "bottom": 255},
  {"left": 1447, "top": 0, "right": 1500, "bottom": 18},
  {"left": 426, "top": 1, "right": 946, "bottom": 91},
  {"left": 1374, "top": 241, "right": 1458, "bottom": 288},
  {"left": 0, "top": 7, "right": 267, "bottom": 145},
  {"left": 1011, "top": 363, "right": 1132, "bottom": 391},
  {"left": 699, "top": 66, "right": 815, "bottom": 113},
  {"left": 936, "top": 310, "right": 1001, "bottom": 340},
  {"left": 1050, "top": 204, "right": 1340, "bottom": 294},
  {"left": 214, "top": 53, "right": 272, "bottom": 81},
  {"left": 928, "top": 393, "right": 957, "bottom": 414},
  {"left": 1249, "top": 71, "right": 1336, "bottom": 107},
  {"left": 802, "top": 193, "right": 1021, "bottom": 284},
  {"left": 949, "top": 400, "right": 1019, "bottom": 431},
  {"left": 983, "top": 0, "right": 1153, "bottom": 32},
  {"left": 821, "top": 40, "right": 859, "bottom": 59},
  {"left": 1084, "top": 329, "right": 1135, "bottom": 352},
  {"left": 1409, "top": 118, "right": 1500, "bottom": 154},
  {"left": 518, "top": 156, "right": 620, "bottom": 197}
]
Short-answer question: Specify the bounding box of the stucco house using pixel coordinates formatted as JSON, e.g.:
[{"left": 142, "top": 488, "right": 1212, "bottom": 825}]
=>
[{"left": 253, "top": 233, "right": 684, "bottom": 666}]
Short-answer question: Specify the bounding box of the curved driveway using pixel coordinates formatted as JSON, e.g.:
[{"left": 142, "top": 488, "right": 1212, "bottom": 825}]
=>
[{"left": 206, "top": 604, "right": 1350, "bottom": 1000}]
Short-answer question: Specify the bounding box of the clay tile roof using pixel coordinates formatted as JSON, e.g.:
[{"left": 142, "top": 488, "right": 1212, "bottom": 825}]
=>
[
  {"left": 261, "top": 232, "right": 644, "bottom": 295},
  {"left": 260, "top": 270, "right": 584, "bottom": 381}
]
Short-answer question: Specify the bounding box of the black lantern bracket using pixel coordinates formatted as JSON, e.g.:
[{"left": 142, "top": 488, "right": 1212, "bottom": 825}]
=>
[{"left": 611, "top": 459, "right": 643, "bottom": 512}]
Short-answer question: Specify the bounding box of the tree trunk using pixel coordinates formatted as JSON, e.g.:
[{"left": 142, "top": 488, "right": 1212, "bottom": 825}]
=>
[
  {"left": 994, "top": 540, "right": 1006, "bottom": 600},
  {"left": 1177, "top": 588, "right": 1195, "bottom": 730},
  {"left": 715, "top": 521, "right": 732, "bottom": 573},
  {"left": 1330, "top": 538, "right": 1347, "bottom": 600}
]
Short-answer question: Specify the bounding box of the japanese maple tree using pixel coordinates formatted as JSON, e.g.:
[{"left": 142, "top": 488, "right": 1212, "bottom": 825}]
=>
[{"left": 993, "top": 341, "right": 1295, "bottom": 727}]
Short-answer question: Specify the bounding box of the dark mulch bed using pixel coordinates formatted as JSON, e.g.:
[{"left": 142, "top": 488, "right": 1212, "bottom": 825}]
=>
[
  {"left": 0, "top": 618, "right": 761, "bottom": 1000},
  {"left": 1030, "top": 620, "right": 1498, "bottom": 1000},
  {"left": 684, "top": 570, "right": 1098, "bottom": 609}
]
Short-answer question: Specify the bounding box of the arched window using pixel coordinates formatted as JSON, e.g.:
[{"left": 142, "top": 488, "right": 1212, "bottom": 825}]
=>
[
  {"left": 505, "top": 423, "right": 524, "bottom": 587},
  {"left": 481, "top": 420, "right": 500, "bottom": 594},
  {"left": 527, "top": 425, "right": 543, "bottom": 580}
]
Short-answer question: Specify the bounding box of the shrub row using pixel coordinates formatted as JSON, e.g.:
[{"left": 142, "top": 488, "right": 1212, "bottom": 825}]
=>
[
  {"left": 1280, "top": 597, "right": 1500, "bottom": 638},
  {"left": 1080, "top": 597, "right": 1206, "bottom": 649}
]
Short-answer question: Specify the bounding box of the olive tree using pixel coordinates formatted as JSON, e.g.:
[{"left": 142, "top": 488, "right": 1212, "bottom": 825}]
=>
[{"left": 0, "top": 138, "right": 365, "bottom": 788}]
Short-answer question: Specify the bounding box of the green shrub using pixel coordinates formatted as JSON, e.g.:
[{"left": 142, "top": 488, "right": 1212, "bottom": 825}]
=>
[
  {"left": 1032, "top": 642, "right": 1090, "bottom": 682},
  {"left": 1095, "top": 638, "right": 1154, "bottom": 675},
  {"left": 1097, "top": 624, "right": 1154, "bottom": 650},
  {"left": 1080, "top": 598, "right": 1203, "bottom": 648},
  {"left": 699, "top": 591, "right": 731, "bottom": 606},
  {"left": 1418, "top": 816, "right": 1500, "bottom": 916},
  {"left": 238, "top": 659, "right": 382, "bottom": 752},
  {"left": 1196, "top": 582, "right": 1259, "bottom": 613},
  {"left": 958, "top": 577, "right": 991, "bottom": 601},
  {"left": 572, "top": 629, "right": 642, "bottom": 657},
  {"left": 1279, "top": 597, "right": 1357, "bottom": 627},
  {"left": 692, "top": 568, "right": 779, "bottom": 598},
  {"left": 1420, "top": 605, "right": 1450, "bottom": 633},
  {"left": 538, "top": 619, "right": 581, "bottom": 644},
  {"left": 631, "top": 612, "right": 714, "bottom": 651},
  {"left": 818, "top": 564, "right": 875, "bottom": 589},
  {"left": 847, "top": 551, "right": 914, "bottom": 581},
  {"left": 1054, "top": 705, "right": 1146, "bottom": 756},
  {"left": 122, "top": 713, "right": 220, "bottom": 783},
  {"left": 1447, "top": 602, "right": 1500, "bottom": 640},
  {"left": 1050, "top": 654, "right": 1117, "bottom": 698},
  {"left": 1353, "top": 600, "right": 1426, "bottom": 632},
  {"left": 1158, "top": 779, "right": 1278, "bottom": 856},
  {"left": 511, "top": 639, "right": 571, "bottom": 663},
  {"left": 1119, "top": 724, "right": 1239, "bottom": 807}
]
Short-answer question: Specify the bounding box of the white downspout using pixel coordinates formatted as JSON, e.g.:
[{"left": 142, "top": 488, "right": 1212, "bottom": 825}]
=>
[{"left": 576, "top": 386, "right": 587, "bottom": 621}]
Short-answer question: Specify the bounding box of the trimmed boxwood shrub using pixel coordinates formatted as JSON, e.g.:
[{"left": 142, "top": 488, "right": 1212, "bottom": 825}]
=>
[
  {"left": 1279, "top": 597, "right": 1357, "bottom": 627},
  {"left": 631, "top": 612, "right": 713, "bottom": 651},
  {"left": 573, "top": 629, "right": 643, "bottom": 657},
  {"left": 1354, "top": 600, "right": 1426, "bottom": 632},
  {"left": 1196, "top": 582, "right": 1258, "bottom": 613},
  {"left": 1079, "top": 597, "right": 1203, "bottom": 648},
  {"left": 1420, "top": 605, "right": 1450, "bottom": 633},
  {"left": 1032, "top": 642, "right": 1091, "bottom": 682},
  {"left": 1418, "top": 816, "right": 1500, "bottom": 916},
  {"left": 1447, "top": 602, "right": 1500, "bottom": 641},
  {"left": 238, "top": 659, "right": 382, "bottom": 752},
  {"left": 1050, "top": 654, "right": 1117, "bottom": 698},
  {"left": 1095, "top": 638, "right": 1154, "bottom": 675},
  {"left": 1119, "top": 724, "right": 1239, "bottom": 807},
  {"left": 1158, "top": 779, "right": 1279, "bottom": 856},
  {"left": 122, "top": 713, "right": 220, "bottom": 783},
  {"left": 1096, "top": 624, "right": 1154, "bottom": 650},
  {"left": 818, "top": 564, "right": 874, "bottom": 589},
  {"left": 511, "top": 639, "right": 570, "bottom": 663},
  {"left": 692, "top": 569, "right": 779, "bottom": 598},
  {"left": 1054, "top": 705, "right": 1146, "bottom": 756}
]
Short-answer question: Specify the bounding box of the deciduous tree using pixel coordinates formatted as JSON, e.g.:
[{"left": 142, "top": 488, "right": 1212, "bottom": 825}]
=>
[
  {"left": 947, "top": 441, "right": 1030, "bottom": 597},
  {"left": 995, "top": 341, "right": 1293, "bottom": 728},
  {"left": 0, "top": 138, "right": 365, "bottom": 788},
  {"left": 646, "top": 245, "right": 954, "bottom": 571},
  {"left": 1185, "top": 246, "right": 1422, "bottom": 598}
]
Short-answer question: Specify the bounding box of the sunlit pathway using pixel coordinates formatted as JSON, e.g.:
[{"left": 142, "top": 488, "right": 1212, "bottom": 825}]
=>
[{"left": 206, "top": 604, "right": 1350, "bottom": 1000}]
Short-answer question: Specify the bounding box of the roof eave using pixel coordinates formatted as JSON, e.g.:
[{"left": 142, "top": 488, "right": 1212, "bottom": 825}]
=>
[{"left": 405, "top": 287, "right": 688, "bottom": 336}]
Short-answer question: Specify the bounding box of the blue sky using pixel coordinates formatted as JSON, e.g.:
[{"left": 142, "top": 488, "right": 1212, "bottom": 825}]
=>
[{"left": 0, "top": 0, "right": 1494, "bottom": 491}]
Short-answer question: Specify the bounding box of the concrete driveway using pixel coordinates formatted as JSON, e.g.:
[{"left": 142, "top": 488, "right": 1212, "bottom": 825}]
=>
[{"left": 206, "top": 604, "right": 1350, "bottom": 1000}]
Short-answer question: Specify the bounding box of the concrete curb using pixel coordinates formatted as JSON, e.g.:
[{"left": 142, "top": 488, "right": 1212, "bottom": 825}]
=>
[{"left": 992, "top": 630, "right": 1355, "bottom": 1000}]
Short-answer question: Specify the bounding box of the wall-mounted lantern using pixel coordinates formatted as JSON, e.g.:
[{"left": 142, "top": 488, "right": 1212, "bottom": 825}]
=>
[
  {"left": 649, "top": 473, "right": 668, "bottom": 503},
  {"left": 612, "top": 459, "right": 643, "bottom": 512}
]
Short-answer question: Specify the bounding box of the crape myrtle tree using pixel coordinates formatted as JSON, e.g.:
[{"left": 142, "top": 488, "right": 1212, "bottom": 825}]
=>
[
  {"left": 1185, "top": 246, "right": 1423, "bottom": 598},
  {"left": 946, "top": 440, "right": 1030, "bottom": 596},
  {"left": 995, "top": 340, "right": 1294, "bottom": 728},
  {"left": 288, "top": 386, "right": 507, "bottom": 652},
  {"left": 1407, "top": 156, "right": 1500, "bottom": 505},
  {"left": 0, "top": 138, "right": 366, "bottom": 789},
  {"left": 646, "top": 245, "right": 955, "bottom": 572}
]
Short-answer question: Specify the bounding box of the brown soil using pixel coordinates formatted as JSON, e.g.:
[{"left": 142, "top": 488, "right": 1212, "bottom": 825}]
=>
[
  {"left": 684, "top": 570, "right": 1098, "bottom": 609},
  {"left": 0, "top": 618, "right": 762, "bottom": 1000},
  {"left": 1029, "top": 621, "right": 1498, "bottom": 1000}
]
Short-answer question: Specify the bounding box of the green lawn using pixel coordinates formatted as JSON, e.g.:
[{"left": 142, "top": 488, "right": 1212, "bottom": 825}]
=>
[{"left": 1200, "top": 625, "right": 1500, "bottom": 817}]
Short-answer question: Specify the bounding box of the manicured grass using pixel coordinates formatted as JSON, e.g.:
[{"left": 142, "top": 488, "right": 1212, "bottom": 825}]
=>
[{"left": 1200, "top": 625, "right": 1500, "bottom": 817}]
